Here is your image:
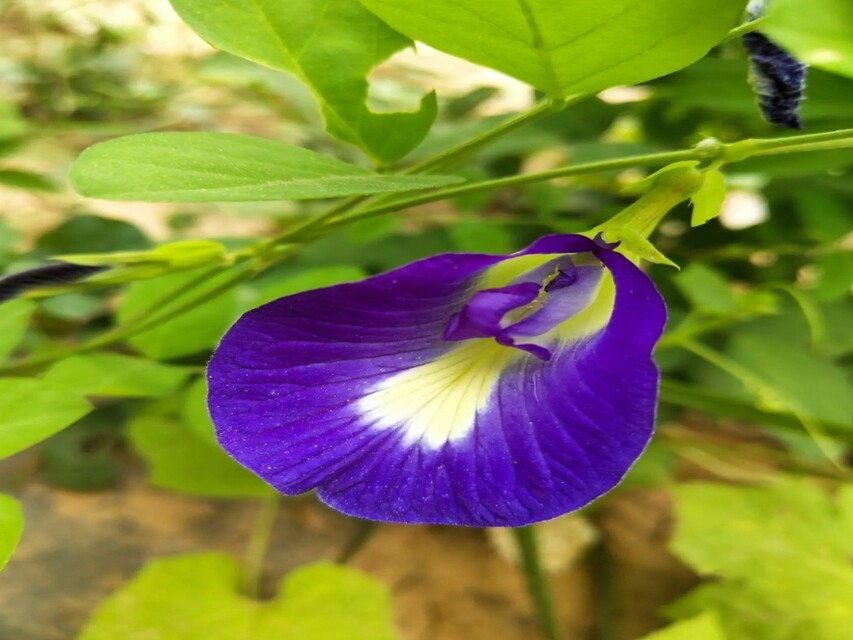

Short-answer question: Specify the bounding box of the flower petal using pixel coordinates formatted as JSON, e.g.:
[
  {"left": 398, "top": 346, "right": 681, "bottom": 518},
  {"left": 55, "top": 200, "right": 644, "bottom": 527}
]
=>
[{"left": 207, "top": 235, "right": 666, "bottom": 526}]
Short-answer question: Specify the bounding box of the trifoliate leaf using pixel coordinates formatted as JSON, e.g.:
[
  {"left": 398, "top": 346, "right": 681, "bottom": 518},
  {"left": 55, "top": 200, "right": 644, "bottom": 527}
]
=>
[
  {"left": 669, "top": 479, "right": 853, "bottom": 640},
  {"left": 78, "top": 554, "right": 400, "bottom": 640}
]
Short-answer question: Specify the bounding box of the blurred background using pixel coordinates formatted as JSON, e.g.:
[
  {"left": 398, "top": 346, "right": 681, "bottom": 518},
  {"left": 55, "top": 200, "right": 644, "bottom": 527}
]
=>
[{"left": 0, "top": 1, "right": 851, "bottom": 639}]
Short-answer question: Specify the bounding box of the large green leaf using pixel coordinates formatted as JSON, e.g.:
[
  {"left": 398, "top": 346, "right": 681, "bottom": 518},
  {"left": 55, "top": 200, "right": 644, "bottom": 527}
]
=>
[
  {"left": 0, "top": 494, "right": 23, "bottom": 570},
  {"left": 0, "top": 379, "right": 91, "bottom": 459},
  {"left": 764, "top": 0, "right": 853, "bottom": 79},
  {"left": 70, "top": 133, "right": 462, "bottom": 202},
  {"left": 0, "top": 299, "right": 35, "bottom": 362},
  {"left": 42, "top": 353, "right": 192, "bottom": 398},
  {"left": 359, "top": 0, "right": 746, "bottom": 97},
  {"left": 129, "top": 398, "right": 270, "bottom": 498},
  {"left": 169, "top": 0, "right": 436, "bottom": 164},
  {"left": 79, "top": 554, "right": 400, "bottom": 640},
  {"left": 669, "top": 480, "right": 853, "bottom": 640}
]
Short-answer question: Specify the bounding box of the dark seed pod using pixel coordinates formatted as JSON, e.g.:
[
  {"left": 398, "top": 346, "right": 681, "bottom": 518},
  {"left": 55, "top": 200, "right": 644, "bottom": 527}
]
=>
[
  {"left": 0, "top": 262, "right": 107, "bottom": 303},
  {"left": 741, "top": 0, "right": 807, "bottom": 129},
  {"left": 742, "top": 30, "right": 807, "bottom": 129}
]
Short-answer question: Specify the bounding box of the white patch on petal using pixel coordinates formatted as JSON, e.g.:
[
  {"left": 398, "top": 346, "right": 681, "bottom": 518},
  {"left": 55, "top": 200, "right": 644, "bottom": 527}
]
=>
[{"left": 357, "top": 342, "right": 518, "bottom": 449}]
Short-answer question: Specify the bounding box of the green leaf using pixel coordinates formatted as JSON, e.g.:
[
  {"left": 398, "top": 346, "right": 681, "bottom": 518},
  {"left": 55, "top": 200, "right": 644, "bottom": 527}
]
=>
[
  {"left": 638, "top": 614, "right": 726, "bottom": 640},
  {"left": 727, "top": 331, "right": 853, "bottom": 429},
  {"left": 242, "top": 265, "right": 368, "bottom": 310},
  {"left": 658, "top": 379, "right": 819, "bottom": 436},
  {"left": 129, "top": 398, "right": 270, "bottom": 498},
  {"left": 669, "top": 479, "right": 853, "bottom": 640},
  {"left": 0, "top": 101, "right": 27, "bottom": 140},
  {"left": 764, "top": 0, "right": 853, "bottom": 79},
  {"left": 673, "top": 264, "right": 738, "bottom": 315},
  {"left": 0, "top": 494, "right": 23, "bottom": 570},
  {"left": 359, "top": 0, "right": 746, "bottom": 97},
  {"left": 0, "top": 169, "right": 56, "bottom": 192},
  {"left": 42, "top": 353, "right": 192, "bottom": 398},
  {"left": 181, "top": 377, "right": 217, "bottom": 445},
  {"left": 690, "top": 170, "right": 726, "bottom": 227},
  {"left": 169, "top": 0, "right": 436, "bottom": 164},
  {"left": 118, "top": 269, "right": 238, "bottom": 360},
  {"left": 0, "top": 379, "right": 91, "bottom": 459},
  {"left": 36, "top": 214, "right": 150, "bottom": 255},
  {"left": 70, "top": 133, "right": 462, "bottom": 202},
  {"left": 448, "top": 219, "right": 516, "bottom": 254},
  {"left": 0, "top": 299, "right": 35, "bottom": 362},
  {"left": 38, "top": 293, "right": 105, "bottom": 322},
  {"left": 79, "top": 554, "right": 400, "bottom": 640}
]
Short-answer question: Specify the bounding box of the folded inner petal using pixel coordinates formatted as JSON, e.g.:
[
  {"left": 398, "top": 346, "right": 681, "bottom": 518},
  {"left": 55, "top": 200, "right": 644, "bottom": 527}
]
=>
[
  {"left": 443, "top": 282, "right": 540, "bottom": 342},
  {"left": 505, "top": 264, "right": 604, "bottom": 338}
]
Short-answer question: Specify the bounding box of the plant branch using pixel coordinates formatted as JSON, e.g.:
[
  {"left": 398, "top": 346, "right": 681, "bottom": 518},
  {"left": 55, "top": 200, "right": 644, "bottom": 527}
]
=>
[
  {"left": 405, "top": 97, "right": 579, "bottom": 175},
  {"left": 324, "top": 128, "right": 853, "bottom": 229}
]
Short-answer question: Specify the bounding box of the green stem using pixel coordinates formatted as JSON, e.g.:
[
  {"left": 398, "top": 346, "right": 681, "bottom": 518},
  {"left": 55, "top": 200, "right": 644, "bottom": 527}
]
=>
[
  {"left": 589, "top": 538, "right": 615, "bottom": 640},
  {"left": 329, "top": 149, "right": 703, "bottom": 228},
  {"left": 513, "top": 526, "right": 560, "bottom": 640},
  {"left": 722, "top": 17, "right": 766, "bottom": 42},
  {"left": 733, "top": 128, "right": 853, "bottom": 157},
  {"left": 240, "top": 494, "right": 281, "bottom": 599},
  {"left": 405, "top": 98, "right": 571, "bottom": 175},
  {"left": 326, "top": 129, "right": 853, "bottom": 230}
]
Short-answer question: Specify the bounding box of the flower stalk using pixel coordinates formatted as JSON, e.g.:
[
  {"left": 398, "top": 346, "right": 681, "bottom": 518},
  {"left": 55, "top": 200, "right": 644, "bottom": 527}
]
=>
[
  {"left": 513, "top": 526, "right": 561, "bottom": 640},
  {"left": 240, "top": 494, "right": 281, "bottom": 600}
]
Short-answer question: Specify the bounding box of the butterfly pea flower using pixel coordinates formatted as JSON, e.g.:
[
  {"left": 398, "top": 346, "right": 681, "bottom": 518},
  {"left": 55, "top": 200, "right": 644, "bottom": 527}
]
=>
[{"left": 207, "top": 234, "right": 666, "bottom": 527}]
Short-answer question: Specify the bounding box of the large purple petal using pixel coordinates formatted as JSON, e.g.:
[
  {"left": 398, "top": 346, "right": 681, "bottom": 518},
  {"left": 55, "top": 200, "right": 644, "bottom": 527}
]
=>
[{"left": 207, "top": 234, "right": 666, "bottom": 526}]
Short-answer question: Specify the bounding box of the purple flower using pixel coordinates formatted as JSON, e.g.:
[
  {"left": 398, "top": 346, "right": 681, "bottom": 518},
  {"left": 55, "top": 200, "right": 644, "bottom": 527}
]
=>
[{"left": 207, "top": 234, "right": 666, "bottom": 527}]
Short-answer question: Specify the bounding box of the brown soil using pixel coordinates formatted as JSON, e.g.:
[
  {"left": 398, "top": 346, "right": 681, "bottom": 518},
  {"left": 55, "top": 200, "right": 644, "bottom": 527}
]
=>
[{"left": 0, "top": 474, "right": 696, "bottom": 640}]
